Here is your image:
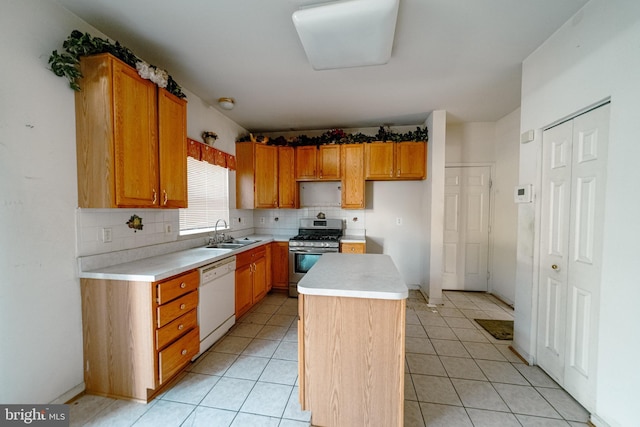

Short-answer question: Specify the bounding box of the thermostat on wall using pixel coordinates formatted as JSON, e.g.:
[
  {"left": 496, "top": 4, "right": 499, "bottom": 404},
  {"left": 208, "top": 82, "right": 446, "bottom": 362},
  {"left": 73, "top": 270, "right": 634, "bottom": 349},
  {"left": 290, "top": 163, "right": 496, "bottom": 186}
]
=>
[{"left": 514, "top": 184, "right": 533, "bottom": 203}]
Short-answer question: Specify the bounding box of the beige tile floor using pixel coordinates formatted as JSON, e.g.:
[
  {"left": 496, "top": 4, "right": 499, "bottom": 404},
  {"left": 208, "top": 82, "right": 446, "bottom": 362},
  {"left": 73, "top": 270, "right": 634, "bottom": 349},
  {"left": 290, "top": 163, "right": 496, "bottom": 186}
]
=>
[{"left": 69, "top": 290, "right": 590, "bottom": 426}]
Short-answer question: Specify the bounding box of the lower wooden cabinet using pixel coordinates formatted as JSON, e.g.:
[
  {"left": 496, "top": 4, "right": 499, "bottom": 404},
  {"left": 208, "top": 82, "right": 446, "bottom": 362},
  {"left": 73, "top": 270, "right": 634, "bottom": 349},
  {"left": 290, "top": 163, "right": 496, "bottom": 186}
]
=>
[
  {"left": 298, "top": 293, "right": 405, "bottom": 426},
  {"left": 235, "top": 245, "right": 268, "bottom": 318},
  {"left": 340, "top": 242, "right": 366, "bottom": 254},
  {"left": 271, "top": 241, "right": 290, "bottom": 291},
  {"left": 80, "top": 269, "right": 200, "bottom": 402}
]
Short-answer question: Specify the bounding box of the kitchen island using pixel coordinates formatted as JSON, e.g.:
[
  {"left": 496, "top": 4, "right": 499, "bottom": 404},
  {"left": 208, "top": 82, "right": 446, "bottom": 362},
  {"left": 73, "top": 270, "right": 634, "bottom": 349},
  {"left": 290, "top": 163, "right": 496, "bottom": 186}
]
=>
[{"left": 297, "top": 253, "right": 408, "bottom": 427}]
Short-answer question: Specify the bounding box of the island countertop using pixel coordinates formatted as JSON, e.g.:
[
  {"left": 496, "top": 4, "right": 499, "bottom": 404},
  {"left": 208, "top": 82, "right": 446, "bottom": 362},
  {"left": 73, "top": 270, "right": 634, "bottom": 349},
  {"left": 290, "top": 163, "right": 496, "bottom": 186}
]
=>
[{"left": 297, "top": 253, "right": 408, "bottom": 300}]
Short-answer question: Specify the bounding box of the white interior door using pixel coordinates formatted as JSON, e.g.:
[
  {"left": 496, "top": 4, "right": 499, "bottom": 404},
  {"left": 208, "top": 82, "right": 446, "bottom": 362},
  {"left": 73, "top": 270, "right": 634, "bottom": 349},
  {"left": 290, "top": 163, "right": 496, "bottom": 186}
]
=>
[
  {"left": 443, "top": 166, "right": 491, "bottom": 291},
  {"left": 537, "top": 103, "right": 609, "bottom": 412}
]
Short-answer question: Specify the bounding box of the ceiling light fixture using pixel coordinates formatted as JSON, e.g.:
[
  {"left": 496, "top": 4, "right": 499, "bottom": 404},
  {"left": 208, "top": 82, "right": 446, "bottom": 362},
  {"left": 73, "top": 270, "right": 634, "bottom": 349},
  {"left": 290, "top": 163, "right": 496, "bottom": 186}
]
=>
[
  {"left": 218, "top": 97, "right": 235, "bottom": 110},
  {"left": 292, "top": 0, "right": 399, "bottom": 70}
]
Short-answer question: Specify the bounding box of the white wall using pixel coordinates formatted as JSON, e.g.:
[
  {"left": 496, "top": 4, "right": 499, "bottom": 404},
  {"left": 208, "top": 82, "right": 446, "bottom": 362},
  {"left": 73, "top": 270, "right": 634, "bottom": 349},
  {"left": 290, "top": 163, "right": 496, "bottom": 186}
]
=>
[
  {"left": 492, "top": 110, "right": 520, "bottom": 304},
  {"left": 423, "top": 111, "right": 447, "bottom": 304},
  {"left": 515, "top": 1, "right": 640, "bottom": 425},
  {"left": 0, "top": 0, "right": 87, "bottom": 404},
  {"left": 446, "top": 122, "right": 496, "bottom": 163},
  {"left": 0, "top": 0, "right": 249, "bottom": 403}
]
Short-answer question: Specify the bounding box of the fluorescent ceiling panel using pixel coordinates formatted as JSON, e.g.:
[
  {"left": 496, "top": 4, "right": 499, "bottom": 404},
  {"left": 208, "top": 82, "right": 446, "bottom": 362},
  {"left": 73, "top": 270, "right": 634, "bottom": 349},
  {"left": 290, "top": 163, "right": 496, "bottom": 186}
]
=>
[{"left": 292, "top": 0, "right": 400, "bottom": 70}]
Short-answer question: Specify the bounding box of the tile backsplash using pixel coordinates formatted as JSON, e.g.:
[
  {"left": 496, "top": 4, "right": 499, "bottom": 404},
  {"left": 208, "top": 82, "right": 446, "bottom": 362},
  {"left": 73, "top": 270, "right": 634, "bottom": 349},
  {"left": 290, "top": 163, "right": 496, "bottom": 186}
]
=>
[
  {"left": 76, "top": 208, "right": 182, "bottom": 256},
  {"left": 76, "top": 206, "right": 366, "bottom": 268}
]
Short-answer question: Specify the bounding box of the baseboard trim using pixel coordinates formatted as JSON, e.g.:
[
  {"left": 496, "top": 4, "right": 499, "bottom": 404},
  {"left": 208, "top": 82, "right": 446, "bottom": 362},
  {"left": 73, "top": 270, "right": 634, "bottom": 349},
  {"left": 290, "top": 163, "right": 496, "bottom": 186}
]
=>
[
  {"left": 50, "top": 382, "right": 85, "bottom": 404},
  {"left": 589, "top": 413, "right": 611, "bottom": 427}
]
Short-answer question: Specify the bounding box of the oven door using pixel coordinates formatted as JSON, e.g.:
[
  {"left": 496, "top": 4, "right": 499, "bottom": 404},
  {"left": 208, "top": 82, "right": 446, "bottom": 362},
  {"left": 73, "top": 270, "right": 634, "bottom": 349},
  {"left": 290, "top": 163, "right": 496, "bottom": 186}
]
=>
[{"left": 288, "top": 247, "right": 337, "bottom": 296}]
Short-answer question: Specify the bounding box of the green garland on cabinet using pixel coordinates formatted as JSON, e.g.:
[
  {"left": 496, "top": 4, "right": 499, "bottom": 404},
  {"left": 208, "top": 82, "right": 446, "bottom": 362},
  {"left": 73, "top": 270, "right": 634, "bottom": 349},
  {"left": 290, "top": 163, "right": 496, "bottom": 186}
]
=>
[
  {"left": 48, "top": 30, "right": 186, "bottom": 99},
  {"left": 237, "top": 126, "right": 428, "bottom": 146}
]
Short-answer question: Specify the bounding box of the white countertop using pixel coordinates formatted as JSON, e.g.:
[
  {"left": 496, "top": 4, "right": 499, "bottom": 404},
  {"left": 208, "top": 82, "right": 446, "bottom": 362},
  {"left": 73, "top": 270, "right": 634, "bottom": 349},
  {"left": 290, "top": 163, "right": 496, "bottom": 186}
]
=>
[
  {"left": 340, "top": 234, "right": 366, "bottom": 243},
  {"left": 298, "top": 253, "right": 408, "bottom": 300},
  {"left": 79, "top": 237, "right": 272, "bottom": 282}
]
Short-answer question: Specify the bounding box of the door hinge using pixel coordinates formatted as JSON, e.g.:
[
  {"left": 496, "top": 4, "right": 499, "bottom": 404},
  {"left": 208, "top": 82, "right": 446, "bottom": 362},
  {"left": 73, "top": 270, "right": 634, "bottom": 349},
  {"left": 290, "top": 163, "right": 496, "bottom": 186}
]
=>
[
  {"left": 487, "top": 271, "right": 490, "bottom": 281},
  {"left": 489, "top": 179, "right": 493, "bottom": 189}
]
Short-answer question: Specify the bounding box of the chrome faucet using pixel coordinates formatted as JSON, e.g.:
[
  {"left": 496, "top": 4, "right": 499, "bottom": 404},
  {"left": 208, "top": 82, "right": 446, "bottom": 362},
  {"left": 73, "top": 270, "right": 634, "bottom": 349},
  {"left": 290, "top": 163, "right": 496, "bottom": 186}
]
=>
[{"left": 213, "top": 219, "right": 228, "bottom": 244}]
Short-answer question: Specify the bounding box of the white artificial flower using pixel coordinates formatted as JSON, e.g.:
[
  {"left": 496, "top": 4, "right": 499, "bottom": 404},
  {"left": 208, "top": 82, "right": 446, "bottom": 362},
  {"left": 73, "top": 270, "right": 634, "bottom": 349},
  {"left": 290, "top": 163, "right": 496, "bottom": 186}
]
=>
[{"left": 136, "top": 61, "right": 151, "bottom": 79}]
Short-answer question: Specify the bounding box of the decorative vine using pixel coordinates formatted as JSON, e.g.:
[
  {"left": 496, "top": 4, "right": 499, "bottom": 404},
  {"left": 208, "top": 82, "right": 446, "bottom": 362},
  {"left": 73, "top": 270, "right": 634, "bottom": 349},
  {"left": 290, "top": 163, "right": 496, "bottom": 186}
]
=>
[
  {"left": 48, "top": 30, "right": 186, "bottom": 99},
  {"left": 237, "top": 126, "right": 428, "bottom": 146}
]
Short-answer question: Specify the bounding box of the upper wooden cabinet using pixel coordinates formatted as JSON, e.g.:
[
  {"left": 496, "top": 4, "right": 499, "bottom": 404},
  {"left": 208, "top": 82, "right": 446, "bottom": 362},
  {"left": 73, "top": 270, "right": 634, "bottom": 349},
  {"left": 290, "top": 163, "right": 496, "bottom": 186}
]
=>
[
  {"left": 236, "top": 142, "right": 278, "bottom": 209},
  {"left": 75, "top": 53, "right": 187, "bottom": 208},
  {"left": 364, "top": 141, "right": 427, "bottom": 180},
  {"left": 277, "top": 146, "right": 297, "bottom": 208},
  {"left": 236, "top": 143, "right": 297, "bottom": 209},
  {"left": 295, "top": 145, "right": 341, "bottom": 180},
  {"left": 341, "top": 144, "right": 365, "bottom": 209}
]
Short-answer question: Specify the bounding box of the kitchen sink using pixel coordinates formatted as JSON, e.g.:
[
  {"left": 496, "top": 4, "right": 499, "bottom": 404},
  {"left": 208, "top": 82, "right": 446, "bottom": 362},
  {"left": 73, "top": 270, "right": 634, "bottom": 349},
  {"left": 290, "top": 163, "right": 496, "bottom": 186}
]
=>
[{"left": 206, "top": 238, "right": 261, "bottom": 249}]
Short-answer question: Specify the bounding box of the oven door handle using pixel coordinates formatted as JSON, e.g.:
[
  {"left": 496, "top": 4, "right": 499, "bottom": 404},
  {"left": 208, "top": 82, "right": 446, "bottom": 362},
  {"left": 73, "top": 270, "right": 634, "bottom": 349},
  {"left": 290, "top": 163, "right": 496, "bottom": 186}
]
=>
[{"left": 289, "top": 248, "right": 337, "bottom": 254}]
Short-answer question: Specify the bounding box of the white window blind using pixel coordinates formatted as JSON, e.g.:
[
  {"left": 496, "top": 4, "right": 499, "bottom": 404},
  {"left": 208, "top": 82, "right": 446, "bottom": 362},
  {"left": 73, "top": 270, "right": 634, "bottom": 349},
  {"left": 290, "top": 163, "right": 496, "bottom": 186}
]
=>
[{"left": 179, "top": 156, "right": 229, "bottom": 234}]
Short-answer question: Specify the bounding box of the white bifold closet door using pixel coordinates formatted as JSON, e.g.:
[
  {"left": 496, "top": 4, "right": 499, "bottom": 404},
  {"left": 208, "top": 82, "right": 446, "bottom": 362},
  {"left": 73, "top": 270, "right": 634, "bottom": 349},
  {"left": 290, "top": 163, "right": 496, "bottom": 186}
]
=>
[{"left": 537, "top": 103, "right": 609, "bottom": 412}]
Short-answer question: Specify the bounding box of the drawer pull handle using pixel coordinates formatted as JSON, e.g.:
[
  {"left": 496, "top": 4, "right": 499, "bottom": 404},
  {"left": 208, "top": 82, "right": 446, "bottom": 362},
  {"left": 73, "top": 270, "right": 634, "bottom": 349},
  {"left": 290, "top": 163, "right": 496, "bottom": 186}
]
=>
[
  {"left": 180, "top": 303, "right": 186, "bottom": 310},
  {"left": 181, "top": 349, "right": 187, "bottom": 356},
  {"left": 180, "top": 282, "right": 186, "bottom": 289},
  {"left": 178, "top": 324, "right": 184, "bottom": 330}
]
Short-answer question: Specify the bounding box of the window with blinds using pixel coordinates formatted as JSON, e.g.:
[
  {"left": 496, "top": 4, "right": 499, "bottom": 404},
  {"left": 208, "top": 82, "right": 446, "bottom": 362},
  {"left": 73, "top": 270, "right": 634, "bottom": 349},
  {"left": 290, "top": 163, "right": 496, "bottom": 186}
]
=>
[{"left": 179, "top": 156, "right": 229, "bottom": 234}]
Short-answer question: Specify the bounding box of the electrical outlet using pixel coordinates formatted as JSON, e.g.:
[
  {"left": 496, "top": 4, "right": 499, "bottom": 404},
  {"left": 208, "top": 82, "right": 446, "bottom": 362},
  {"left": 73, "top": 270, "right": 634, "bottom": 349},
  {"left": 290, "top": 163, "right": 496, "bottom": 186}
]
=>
[
  {"left": 165, "top": 224, "right": 172, "bottom": 234},
  {"left": 102, "top": 227, "right": 112, "bottom": 243},
  {"left": 396, "top": 217, "right": 403, "bottom": 226},
  {"left": 260, "top": 217, "right": 265, "bottom": 224}
]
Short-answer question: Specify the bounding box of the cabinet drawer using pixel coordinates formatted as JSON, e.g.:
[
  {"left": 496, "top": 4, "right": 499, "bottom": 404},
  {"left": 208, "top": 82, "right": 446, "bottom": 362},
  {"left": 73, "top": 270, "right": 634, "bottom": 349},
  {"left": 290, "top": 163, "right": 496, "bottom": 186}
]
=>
[
  {"left": 236, "top": 245, "right": 267, "bottom": 267},
  {"left": 156, "top": 270, "right": 199, "bottom": 305},
  {"left": 156, "top": 309, "right": 197, "bottom": 350},
  {"left": 157, "top": 290, "right": 198, "bottom": 328},
  {"left": 341, "top": 242, "right": 366, "bottom": 254},
  {"left": 158, "top": 327, "right": 199, "bottom": 384}
]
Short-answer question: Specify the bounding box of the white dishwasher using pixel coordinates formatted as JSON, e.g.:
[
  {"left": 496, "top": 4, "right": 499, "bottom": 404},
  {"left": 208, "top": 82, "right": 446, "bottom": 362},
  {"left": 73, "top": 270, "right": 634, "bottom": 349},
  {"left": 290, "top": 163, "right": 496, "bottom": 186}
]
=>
[{"left": 194, "top": 256, "right": 236, "bottom": 359}]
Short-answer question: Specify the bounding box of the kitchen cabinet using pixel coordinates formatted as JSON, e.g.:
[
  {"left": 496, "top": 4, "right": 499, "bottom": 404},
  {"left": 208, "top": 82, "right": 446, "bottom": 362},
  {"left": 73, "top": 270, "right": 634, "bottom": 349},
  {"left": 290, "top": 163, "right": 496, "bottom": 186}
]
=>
[
  {"left": 340, "top": 144, "right": 365, "bottom": 208},
  {"left": 235, "top": 245, "right": 268, "bottom": 318},
  {"left": 75, "top": 53, "right": 187, "bottom": 208},
  {"left": 340, "top": 242, "right": 366, "bottom": 254},
  {"left": 295, "top": 145, "right": 341, "bottom": 180},
  {"left": 237, "top": 142, "right": 294, "bottom": 209},
  {"left": 297, "top": 254, "right": 406, "bottom": 426},
  {"left": 364, "top": 141, "right": 426, "bottom": 180},
  {"left": 298, "top": 292, "right": 405, "bottom": 426},
  {"left": 271, "top": 241, "right": 290, "bottom": 292},
  {"left": 277, "top": 146, "right": 297, "bottom": 208},
  {"left": 80, "top": 269, "right": 199, "bottom": 401}
]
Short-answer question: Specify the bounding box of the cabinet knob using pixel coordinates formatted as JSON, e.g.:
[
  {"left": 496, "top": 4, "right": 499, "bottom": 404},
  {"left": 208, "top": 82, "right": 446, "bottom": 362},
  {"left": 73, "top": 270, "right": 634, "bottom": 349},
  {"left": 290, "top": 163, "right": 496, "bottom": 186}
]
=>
[
  {"left": 181, "top": 349, "right": 187, "bottom": 356},
  {"left": 180, "top": 303, "right": 186, "bottom": 310},
  {"left": 178, "top": 324, "right": 184, "bottom": 330},
  {"left": 551, "top": 264, "right": 559, "bottom": 271},
  {"left": 180, "top": 282, "right": 186, "bottom": 289}
]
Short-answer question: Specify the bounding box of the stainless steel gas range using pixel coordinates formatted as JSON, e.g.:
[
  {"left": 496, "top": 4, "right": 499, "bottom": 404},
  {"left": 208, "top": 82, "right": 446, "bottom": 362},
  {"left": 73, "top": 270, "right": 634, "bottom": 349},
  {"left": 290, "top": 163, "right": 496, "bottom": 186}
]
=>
[{"left": 288, "top": 218, "right": 343, "bottom": 297}]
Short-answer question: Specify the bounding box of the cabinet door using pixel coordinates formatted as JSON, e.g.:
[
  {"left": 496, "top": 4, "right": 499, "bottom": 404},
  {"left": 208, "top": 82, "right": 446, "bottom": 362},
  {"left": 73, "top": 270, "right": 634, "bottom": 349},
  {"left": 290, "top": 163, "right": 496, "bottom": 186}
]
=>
[
  {"left": 254, "top": 144, "right": 278, "bottom": 208},
  {"left": 396, "top": 142, "right": 426, "bottom": 179},
  {"left": 295, "top": 146, "right": 317, "bottom": 179},
  {"left": 365, "top": 142, "right": 394, "bottom": 180},
  {"left": 341, "top": 144, "right": 365, "bottom": 208},
  {"left": 318, "top": 145, "right": 341, "bottom": 180},
  {"left": 271, "top": 242, "right": 290, "bottom": 291},
  {"left": 158, "top": 89, "right": 188, "bottom": 208},
  {"left": 235, "top": 264, "right": 253, "bottom": 318},
  {"left": 252, "top": 254, "right": 268, "bottom": 303},
  {"left": 278, "top": 146, "right": 296, "bottom": 208},
  {"left": 112, "top": 60, "right": 159, "bottom": 207}
]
